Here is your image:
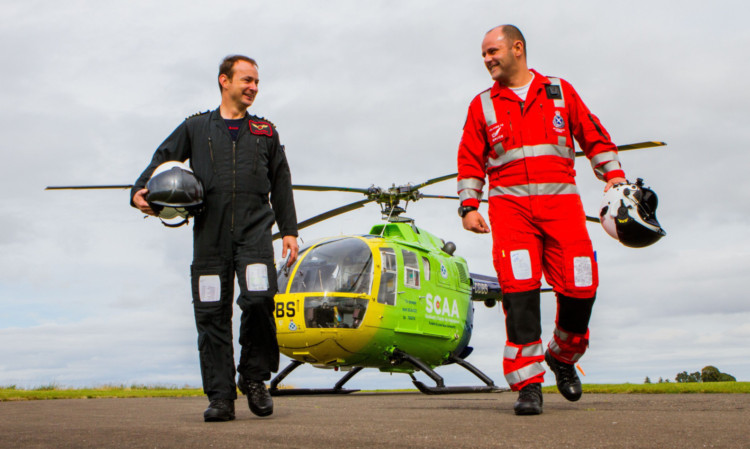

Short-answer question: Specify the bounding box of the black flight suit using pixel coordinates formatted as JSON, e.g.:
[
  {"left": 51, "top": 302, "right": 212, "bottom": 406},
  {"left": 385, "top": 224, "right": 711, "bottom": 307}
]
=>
[{"left": 131, "top": 108, "right": 298, "bottom": 401}]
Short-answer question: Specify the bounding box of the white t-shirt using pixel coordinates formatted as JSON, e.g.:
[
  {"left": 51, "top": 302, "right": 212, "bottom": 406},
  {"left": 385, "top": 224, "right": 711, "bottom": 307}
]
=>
[{"left": 510, "top": 72, "right": 535, "bottom": 101}]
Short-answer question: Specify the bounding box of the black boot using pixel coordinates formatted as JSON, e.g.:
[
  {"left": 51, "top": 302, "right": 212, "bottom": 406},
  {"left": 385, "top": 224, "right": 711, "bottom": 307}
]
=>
[
  {"left": 545, "top": 350, "right": 582, "bottom": 402},
  {"left": 203, "top": 398, "right": 235, "bottom": 422},
  {"left": 238, "top": 374, "right": 274, "bottom": 417},
  {"left": 513, "top": 383, "right": 543, "bottom": 415}
]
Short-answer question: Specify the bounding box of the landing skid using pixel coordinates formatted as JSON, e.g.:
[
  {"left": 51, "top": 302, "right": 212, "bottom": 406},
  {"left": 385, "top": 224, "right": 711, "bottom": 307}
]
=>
[
  {"left": 269, "top": 360, "right": 362, "bottom": 396},
  {"left": 392, "top": 349, "right": 508, "bottom": 394},
  {"left": 269, "top": 352, "right": 508, "bottom": 396}
]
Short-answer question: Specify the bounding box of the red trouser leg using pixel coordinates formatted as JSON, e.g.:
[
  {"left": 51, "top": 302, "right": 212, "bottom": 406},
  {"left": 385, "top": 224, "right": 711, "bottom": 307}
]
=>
[
  {"left": 503, "top": 340, "right": 546, "bottom": 391},
  {"left": 548, "top": 326, "right": 589, "bottom": 364},
  {"left": 501, "top": 289, "right": 545, "bottom": 390}
]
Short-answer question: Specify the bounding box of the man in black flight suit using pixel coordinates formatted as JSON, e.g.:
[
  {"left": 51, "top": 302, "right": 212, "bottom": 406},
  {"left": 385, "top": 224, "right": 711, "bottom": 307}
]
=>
[{"left": 131, "top": 55, "right": 299, "bottom": 422}]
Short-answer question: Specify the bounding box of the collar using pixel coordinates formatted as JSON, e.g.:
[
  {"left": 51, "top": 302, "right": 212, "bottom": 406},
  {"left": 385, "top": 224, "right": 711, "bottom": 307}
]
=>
[{"left": 489, "top": 69, "right": 551, "bottom": 100}]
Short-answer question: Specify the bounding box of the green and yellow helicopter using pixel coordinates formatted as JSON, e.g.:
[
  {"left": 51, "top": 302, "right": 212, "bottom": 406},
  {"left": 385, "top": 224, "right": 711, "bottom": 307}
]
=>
[{"left": 265, "top": 141, "right": 665, "bottom": 396}]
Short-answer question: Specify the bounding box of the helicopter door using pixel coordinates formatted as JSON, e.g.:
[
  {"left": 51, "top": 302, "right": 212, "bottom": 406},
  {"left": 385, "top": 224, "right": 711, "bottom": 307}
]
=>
[
  {"left": 394, "top": 249, "right": 423, "bottom": 335},
  {"left": 377, "top": 248, "right": 397, "bottom": 306}
]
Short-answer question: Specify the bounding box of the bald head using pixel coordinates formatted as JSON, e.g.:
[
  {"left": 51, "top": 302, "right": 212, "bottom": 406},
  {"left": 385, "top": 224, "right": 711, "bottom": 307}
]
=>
[{"left": 486, "top": 24, "right": 527, "bottom": 57}]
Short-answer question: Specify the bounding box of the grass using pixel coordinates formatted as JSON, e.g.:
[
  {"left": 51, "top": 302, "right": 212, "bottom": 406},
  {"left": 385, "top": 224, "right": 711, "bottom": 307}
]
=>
[{"left": 1, "top": 382, "right": 748, "bottom": 401}]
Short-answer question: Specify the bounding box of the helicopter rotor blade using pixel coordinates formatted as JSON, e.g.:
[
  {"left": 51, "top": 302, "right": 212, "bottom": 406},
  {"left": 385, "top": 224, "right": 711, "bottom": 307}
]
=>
[
  {"left": 575, "top": 141, "right": 666, "bottom": 158},
  {"left": 292, "top": 185, "right": 370, "bottom": 194},
  {"left": 273, "top": 198, "right": 375, "bottom": 241},
  {"left": 411, "top": 173, "right": 458, "bottom": 190},
  {"left": 46, "top": 185, "right": 134, "bottom": 190}
]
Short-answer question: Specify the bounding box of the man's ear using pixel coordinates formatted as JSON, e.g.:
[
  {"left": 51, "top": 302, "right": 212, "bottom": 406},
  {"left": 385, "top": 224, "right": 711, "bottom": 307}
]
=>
[{"left": 218, "top": 74, "right": 229, "bottom": 90}]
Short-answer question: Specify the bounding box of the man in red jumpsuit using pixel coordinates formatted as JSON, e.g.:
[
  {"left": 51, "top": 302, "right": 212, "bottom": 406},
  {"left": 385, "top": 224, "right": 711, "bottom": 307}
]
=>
[{"left": 457, "top": 25, "right": 626, "bottom": 415}]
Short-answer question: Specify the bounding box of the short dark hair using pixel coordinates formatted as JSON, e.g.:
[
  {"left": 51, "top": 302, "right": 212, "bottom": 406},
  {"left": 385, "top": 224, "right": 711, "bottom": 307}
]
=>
[
  {"left": 218, "top": 55, "right": 258, "bottom": 90},
  {"left": 488, "top": 24, "right": 527, "bottom": 57}
]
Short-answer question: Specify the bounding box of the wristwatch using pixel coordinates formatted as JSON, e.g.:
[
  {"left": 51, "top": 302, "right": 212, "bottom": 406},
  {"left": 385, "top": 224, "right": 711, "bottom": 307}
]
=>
[{"left": 458, "top": 205, "right": 477, "bottom": 218}]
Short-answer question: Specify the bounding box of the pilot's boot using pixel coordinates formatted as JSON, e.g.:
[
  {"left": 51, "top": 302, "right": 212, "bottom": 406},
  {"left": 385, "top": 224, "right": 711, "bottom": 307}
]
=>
[
  {"left": 513, "top": 383, "right": 543, "bottom": 415},
  {"left": 239, "top": 374, "right": 274, "bottom": 417},
  {"left": 203, "top": 398, "right": 236, "bottom": 422}
]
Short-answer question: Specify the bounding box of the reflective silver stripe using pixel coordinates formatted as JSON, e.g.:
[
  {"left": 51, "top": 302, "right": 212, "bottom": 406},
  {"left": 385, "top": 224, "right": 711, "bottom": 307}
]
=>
[
  {"left": 547, "top": 77, "right": 565, "bottom": 108},
  {"left": 488, "top": 144, "right": 574, "bottom": 168},
  {"left": 594, "top": 160, "right": 622, "bottom": 180},
  {"left": 489, "top": 183, "right": 578, "bottom": 197},
  {"left": 589, "top": 151, "right": 621, "bottom": 167},
  {"left": 554, "top": 327, "right": 569, "bottom": 342},
  {"left": 505, "top": 362, "right": 545, "bottom": 386},
  {"left": 558, "top": 135, "right": 566, "bottom": 146},
  {"left": 459, "top": 189, "right": 483, "bottom": 202},
  {"left": 504, "top": 346, "right": 519, "bottom": 360},
  {"left": 548, "top": 341, "right": 583, "bottom": 363},
  {"left": 480, "top": 90, "right": 496, "bottom": 126},
  {"left": 480, "top": 91, "right": 505, "bottom": 154},
  {"left": 521, "top": 343, "right": 544, "bottom": 358},
  {"left": 457, "top": 178, "right": 485, "bottom": 191}
]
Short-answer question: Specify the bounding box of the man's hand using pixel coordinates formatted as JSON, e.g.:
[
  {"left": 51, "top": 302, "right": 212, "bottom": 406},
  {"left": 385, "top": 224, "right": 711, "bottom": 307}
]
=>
[
  {"left": 462, "top": 210, "right": 491, "bottom": 234},
  {"left": 133, "top": 188, "right": 156, "bottom": 216},
  {"left": 605, "top": 177, "right": 627, "bottom": 192},
  {"left": 282, "top": 235, "right": 299, "bottom": 267}
]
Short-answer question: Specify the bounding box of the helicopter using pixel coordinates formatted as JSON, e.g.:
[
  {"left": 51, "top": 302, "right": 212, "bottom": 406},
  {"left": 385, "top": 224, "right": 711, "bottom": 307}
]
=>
[{"left": 46, "top": 140, "right": 665, "bottom": 395}]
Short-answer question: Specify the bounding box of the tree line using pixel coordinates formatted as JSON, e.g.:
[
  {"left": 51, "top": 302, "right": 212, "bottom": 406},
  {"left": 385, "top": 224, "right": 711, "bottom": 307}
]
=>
[{"left": 644, "top": 365, "right": 736, "bottom": 384}]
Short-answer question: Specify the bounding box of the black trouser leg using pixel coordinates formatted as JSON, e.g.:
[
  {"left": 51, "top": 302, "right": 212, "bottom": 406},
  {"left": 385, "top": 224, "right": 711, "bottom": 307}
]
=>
[
  {"left": 235, "top": 257, "right": 279, "bottom": 382},
  {"left": 191, "top": 259, "right": 237, "bottom": 400}
]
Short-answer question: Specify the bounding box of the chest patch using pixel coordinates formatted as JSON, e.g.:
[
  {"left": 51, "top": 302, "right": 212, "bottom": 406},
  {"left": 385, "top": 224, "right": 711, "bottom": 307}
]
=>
[
  {"left": 552, "top": 111, "right": 566, "bottom": 132},
  {"left": 249, "top": 121, "right": 273, "bottom": 136},
  {"left": 487, "top": 122, "right": 507, "bottom": 147}
]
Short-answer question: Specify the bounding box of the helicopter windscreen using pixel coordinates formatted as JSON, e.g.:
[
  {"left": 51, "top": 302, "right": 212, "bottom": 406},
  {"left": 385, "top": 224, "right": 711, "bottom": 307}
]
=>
[{"left": 282, "top": 237, "right": 374, "bottom": 295}]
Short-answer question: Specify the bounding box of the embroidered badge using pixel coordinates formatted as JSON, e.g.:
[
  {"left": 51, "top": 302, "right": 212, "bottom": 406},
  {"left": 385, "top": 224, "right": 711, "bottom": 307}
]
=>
[
  {"left": 249, "top": 121, "right": 273, "bottom": 136},
  {"left": 552, "top": 111, "right": 565, "bottom": 132},
  {"left": 487, "top": 122, "right": 506, "bottom": 146}
]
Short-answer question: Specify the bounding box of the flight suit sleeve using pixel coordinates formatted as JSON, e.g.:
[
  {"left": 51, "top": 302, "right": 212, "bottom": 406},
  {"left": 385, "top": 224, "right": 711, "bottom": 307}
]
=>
[
  {"left": 563, "top": 80, "right": 625, "bottom": 182},
  {"left": 130, "top": 120, "right": 193, "bottom": 206},
  {"left": 267, "top": 130, "right": 299, "bottom": 237},
  {"left": 457, "top": 97, "right": 489, "bottom": 208}
]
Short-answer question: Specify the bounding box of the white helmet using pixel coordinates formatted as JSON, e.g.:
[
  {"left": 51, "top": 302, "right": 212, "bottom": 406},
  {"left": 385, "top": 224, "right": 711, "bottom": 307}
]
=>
[
  {"left": 600, "top": 178, "right": 665, "bottom": 248},
  {"left": 146, "top": 161, "right": 204, "bottom": 227}
]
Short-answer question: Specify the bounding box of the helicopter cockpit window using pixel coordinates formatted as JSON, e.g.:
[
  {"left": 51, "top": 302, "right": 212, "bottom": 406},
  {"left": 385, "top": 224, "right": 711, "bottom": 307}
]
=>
[
  {"left": 287, "top": 238, "right": 373, "bottom": 294},
  {"left": 377, "top": 248, "right": 397, "bottom": 305},
  {"left": 277, "top": 246, "right": 312, "bottom": 293},
  {"left": 403, "top": 250, "right": 420, "bottom": 289}
]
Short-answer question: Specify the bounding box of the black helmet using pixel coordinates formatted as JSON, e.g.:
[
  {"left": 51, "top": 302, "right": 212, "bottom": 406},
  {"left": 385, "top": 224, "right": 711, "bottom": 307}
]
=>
[
  {"left": 600, "top": 178, "right": 666, "bottom": 248},
  {"left": 146, "top": 161, "right": 204, "bottom": 227}
]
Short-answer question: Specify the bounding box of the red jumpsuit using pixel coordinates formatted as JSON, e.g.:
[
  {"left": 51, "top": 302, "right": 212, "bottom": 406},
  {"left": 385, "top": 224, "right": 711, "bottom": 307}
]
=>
[{"left": 457, "top": 69, "right": 624, "bottom": 390}]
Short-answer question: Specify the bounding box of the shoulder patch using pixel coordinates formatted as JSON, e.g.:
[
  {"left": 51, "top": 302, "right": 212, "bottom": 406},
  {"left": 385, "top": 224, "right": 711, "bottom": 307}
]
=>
[
  {"left": 186, "top": 110, "right": 210, "bottom": 121},
  {"left": 249, "top": 120, "right": 274, "bottom": 137}
]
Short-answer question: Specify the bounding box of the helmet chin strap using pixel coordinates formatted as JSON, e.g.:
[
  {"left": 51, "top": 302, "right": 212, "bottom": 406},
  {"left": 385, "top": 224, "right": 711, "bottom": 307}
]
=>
[{"left": 159, "top": 217, "right": 190, "bottom": 227}]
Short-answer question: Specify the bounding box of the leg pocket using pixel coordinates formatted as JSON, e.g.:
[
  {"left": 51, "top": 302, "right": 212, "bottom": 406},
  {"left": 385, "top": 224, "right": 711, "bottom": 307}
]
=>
[
  {"left": 236, "top": 257, "right": 278, "bottom": 299},
  {"left": 191, "top": 259, "right": 233, "bottom": 312},
  {"left": 560, "top": 242, "right": 599, "bottom": 297}
]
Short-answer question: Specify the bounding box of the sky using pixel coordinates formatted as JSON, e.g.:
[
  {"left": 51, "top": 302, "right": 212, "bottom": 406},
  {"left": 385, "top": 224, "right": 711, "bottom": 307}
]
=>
[{"left": 1, "top": 0, "right": 749, "bottom": 391}]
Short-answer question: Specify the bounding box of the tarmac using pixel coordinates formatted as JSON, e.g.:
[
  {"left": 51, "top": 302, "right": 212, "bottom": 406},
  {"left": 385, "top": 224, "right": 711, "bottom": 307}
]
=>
[{"left": 0, "top": 392, "right": 748, "bottom": 448}]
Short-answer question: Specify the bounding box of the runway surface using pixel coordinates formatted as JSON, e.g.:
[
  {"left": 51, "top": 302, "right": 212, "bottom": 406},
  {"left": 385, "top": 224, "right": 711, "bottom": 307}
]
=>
[{"left": 1, "top": 392, "right": 747, "bottom": 448}]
